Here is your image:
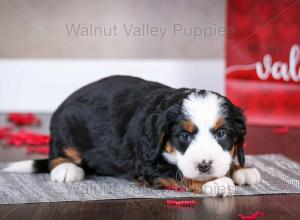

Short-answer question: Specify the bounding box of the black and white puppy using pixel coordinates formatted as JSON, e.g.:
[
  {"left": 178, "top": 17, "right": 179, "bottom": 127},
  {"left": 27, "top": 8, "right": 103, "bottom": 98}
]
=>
[{"left": 3, "top": 76, "right": 260, "bottom": 196}]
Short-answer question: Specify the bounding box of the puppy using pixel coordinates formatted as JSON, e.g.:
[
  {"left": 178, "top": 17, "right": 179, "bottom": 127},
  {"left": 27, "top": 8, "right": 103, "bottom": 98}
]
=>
[{"left": 3, "top": 75, "right": 260, "bottom": 196}]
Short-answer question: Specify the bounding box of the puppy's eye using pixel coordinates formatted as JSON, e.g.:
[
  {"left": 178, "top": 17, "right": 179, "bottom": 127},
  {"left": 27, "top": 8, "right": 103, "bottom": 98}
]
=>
[
  {"left": 179, "top": 132, "right": 191, "bottom": 143},
  {"left": 215, "top": 129, "right": 226, "bottom": 139}
]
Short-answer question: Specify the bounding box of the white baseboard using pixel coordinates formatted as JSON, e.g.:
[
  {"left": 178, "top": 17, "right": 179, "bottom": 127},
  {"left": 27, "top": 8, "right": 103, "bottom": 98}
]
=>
[{"left": 0, "top": 59, "right": 224, "bottom": 112}]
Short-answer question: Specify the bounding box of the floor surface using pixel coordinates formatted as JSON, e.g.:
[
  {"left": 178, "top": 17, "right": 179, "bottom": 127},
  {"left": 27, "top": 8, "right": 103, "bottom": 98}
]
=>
[{"left": 0, "top": 114, "right": 300, "bottom": 220}]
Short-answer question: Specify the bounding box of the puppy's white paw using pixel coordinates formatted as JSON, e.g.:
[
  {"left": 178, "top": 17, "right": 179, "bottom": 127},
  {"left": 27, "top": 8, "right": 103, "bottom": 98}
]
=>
[
  {"left": 50, "top": 163, "right": 85, "bottom": 183},
  {"left": 202, "top": 177, "right": 235, "bottom": 197},
  {"left": 232, "top": 167, "right": 261, "bottom": 186}
]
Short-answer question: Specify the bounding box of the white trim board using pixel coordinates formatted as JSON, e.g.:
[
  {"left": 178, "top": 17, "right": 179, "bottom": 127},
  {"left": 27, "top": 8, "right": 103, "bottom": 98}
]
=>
[{"left": 0, "top": 59, "right": 224, "bottom": 112}]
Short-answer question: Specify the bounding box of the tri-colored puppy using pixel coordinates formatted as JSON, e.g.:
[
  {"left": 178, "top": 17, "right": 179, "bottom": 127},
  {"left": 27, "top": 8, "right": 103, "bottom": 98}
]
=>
[{"left": 3, "top": 76, "right": 260, "bottom": 196}]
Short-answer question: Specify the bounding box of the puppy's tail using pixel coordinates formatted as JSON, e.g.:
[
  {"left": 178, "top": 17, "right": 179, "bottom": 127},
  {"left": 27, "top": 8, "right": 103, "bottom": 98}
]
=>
[{"left": 2, "top": 159, "right": 49, "bottom": 173}]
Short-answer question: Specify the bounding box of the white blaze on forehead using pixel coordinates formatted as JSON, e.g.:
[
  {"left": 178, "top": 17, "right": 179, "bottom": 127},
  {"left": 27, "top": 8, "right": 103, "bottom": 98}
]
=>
[{"left": 182, "top": 92, "right": 222, "bottom": 129}]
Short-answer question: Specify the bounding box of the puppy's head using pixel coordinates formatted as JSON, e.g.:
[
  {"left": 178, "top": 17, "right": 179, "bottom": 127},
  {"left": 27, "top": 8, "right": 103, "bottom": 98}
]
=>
[{"left": 157, "top": 90, "right": 247, "bottom": 181}]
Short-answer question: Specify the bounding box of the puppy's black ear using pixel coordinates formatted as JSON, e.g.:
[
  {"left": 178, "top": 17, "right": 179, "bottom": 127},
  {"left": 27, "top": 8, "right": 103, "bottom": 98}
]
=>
[
  {"left": 233, "top": 106, "right": 247, "bottom": 167},
  {"left": 138, "top": 106, "right": 177, "bottom": 164},
  {"left": 235, "top": 136, "right": 245, "bottom": 167}
]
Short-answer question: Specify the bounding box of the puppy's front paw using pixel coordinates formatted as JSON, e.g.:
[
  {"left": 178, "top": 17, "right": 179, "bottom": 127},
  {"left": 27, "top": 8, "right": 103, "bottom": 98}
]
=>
[
  {"left": 50, "top": 163, "right": 85, "bottom": 183},
  {"left": 202, "top": 177, "right": 235, "bottom": 197},
  {"left": 232, "top": 167, "right": 261, "bottom": 186}
]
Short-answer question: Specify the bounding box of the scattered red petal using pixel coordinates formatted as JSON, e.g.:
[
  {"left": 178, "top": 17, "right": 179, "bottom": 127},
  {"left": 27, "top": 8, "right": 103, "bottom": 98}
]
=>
[
  {"left": 0, "top": 127, "right": 12, "bottom": 140},
  {"left": 238, "top": 211, "right": 265, "bottom": 220},
  {"left": 7, "top": 130, "right": 50, "bottom": 146},
  {"left": 1, "top": 113, "right": 49, "bottom": 155},
  {"left": 272, "top": 126, "right": 289, "bottom": 135},
  {"left": 166, "top": 200, "right": 196, "bottom": 208},
  {"left": 0, "top": 126, "right": 50, "bottom": 155},
  {"left": 7, "top": 113, "right": 41, "bottom": 126}
]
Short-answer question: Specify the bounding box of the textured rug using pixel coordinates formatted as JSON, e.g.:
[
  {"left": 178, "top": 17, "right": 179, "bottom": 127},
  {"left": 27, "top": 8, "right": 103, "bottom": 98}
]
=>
[{"left": 0, "top": 154, "right": 300, "bottom": 204}]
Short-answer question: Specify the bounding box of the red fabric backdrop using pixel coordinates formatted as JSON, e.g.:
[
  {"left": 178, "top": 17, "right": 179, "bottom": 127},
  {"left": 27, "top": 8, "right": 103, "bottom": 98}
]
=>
[{"left": 226, "top": 0, "right": 300, "bottom": 127}]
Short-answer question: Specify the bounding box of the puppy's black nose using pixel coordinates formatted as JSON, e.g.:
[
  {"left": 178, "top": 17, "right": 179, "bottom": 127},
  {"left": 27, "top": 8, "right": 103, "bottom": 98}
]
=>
[{"left": 197, "top": 160, "right": 212, "bottom": 173}]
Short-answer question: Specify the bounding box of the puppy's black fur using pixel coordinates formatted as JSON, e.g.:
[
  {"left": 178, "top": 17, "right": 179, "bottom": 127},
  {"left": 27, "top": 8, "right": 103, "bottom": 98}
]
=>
[
  {"left": 40, "top": 75, "right": 246, "bottom": 186},
  {"left": 49, "top": 76, "right": 191, "bottom": 183}
]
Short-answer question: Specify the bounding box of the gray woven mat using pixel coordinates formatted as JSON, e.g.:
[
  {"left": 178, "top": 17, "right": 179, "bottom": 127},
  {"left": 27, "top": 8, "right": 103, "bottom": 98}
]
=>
[{"left": 0, "top": 154, "right": 299, "bottom": 204}]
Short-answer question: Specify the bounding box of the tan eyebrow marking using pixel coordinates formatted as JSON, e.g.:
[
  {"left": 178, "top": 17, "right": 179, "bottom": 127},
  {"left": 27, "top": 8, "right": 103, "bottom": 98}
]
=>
[
  {"left": 181, "top": 120, "right": 196, "bottom": 133},
  {"left": 213, "top": 117, "right": 224, "bottom": 130}
]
